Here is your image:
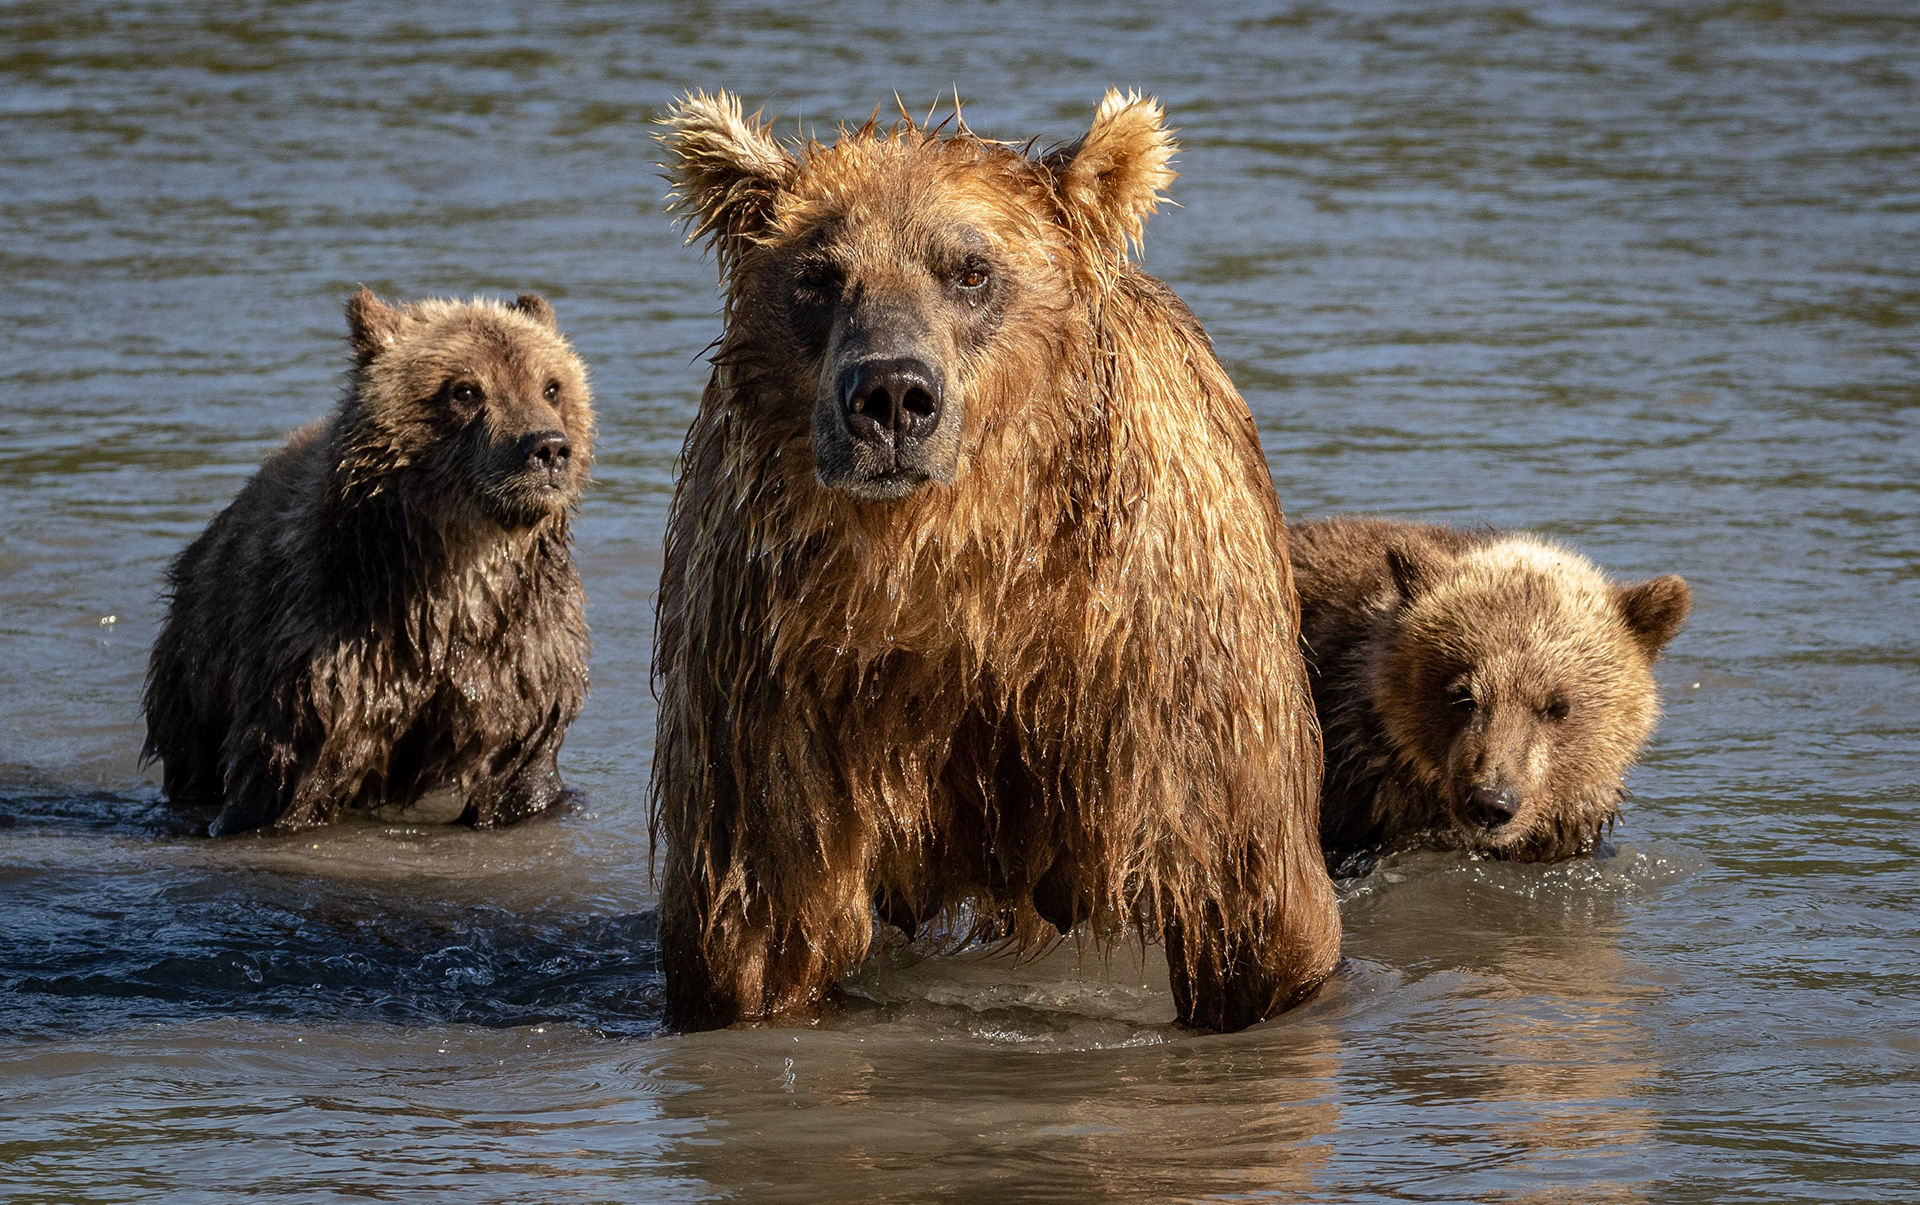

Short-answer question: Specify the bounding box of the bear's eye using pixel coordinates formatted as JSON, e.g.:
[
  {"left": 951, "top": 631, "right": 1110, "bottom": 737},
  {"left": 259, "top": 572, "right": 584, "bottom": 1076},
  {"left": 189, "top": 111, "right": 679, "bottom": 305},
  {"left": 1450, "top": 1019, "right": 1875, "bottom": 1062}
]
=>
[
  {"left": 449, "top": 382, "right": 483, "bottom": 406},
  {"left": 1542, "top": 696, "right": 1571, "bottom": 722},
  {"left": 543, "top": 379, "right": 560, "bottom": 402},
  {"left": 1448, "top": 684, "right": 1476, "bottom": 712},
  {"left": 795, "top": 260, "right": 840, "bottom": 298},
  {"left": 954, "top": 261, "right": 991, "bottom": 292}
]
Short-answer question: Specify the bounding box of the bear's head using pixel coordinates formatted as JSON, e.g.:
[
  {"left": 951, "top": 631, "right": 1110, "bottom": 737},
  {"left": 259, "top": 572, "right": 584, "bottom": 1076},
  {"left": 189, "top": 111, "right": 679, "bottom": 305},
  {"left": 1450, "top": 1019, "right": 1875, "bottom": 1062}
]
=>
[
  {"left": 341, "top": 289, "right": 595, "bottom": 530},
  {"left": 1371, "top": 535, "right": 1691, "bottom": 861},
  {"left": 659, "top": 90, "right": 1176, "bottom": 502}
]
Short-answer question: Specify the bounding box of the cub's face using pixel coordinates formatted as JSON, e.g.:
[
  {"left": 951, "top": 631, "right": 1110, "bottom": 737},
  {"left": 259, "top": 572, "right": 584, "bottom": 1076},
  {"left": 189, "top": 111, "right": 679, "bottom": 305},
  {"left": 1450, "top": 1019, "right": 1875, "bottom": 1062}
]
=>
[
  {"left": 659, "top": 90, "right": 1178, "bottom": 503},
  {"left": 1373, "top": 539, "right": 1691, "bottom": 861},
  {"left": 346, "top": 290, "right": 595, "bottom": 530}
]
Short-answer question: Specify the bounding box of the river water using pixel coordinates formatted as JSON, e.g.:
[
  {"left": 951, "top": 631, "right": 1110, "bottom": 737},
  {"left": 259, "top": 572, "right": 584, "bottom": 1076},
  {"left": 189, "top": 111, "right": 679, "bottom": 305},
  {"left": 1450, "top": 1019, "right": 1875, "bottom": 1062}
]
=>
[{"left": 2, "top": 2, "right": 1916, "bottom": 1200}]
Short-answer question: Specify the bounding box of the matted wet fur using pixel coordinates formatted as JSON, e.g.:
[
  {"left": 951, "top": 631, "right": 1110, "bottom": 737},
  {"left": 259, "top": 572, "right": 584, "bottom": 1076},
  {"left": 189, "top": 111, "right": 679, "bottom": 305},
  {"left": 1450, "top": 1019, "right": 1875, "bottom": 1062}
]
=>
[
  {"left": 143, "top": 290, "right": 595, "bottom": 837},
  {"left": 652, "top": 90, "right": 1340, "bottom": 1031},
  {"left": 1290, "top": 516, "right": 1691, "bottom": 866}
]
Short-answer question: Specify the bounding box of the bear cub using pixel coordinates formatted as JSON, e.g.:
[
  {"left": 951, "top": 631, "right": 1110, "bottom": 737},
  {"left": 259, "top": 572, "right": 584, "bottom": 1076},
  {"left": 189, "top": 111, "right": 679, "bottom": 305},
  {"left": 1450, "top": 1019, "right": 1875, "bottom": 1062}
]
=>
[
  {"left": 144, "top": 289, "right": 595, "bottom": 836},
  {"left": 1289, "top": 516, "right": 1691, "bottom": 866}
]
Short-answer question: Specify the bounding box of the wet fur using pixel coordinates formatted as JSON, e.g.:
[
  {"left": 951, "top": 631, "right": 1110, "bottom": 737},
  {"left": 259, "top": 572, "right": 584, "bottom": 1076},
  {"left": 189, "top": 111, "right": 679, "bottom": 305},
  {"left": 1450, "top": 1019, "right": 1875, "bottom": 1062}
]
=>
[
  {"left": 652, "top": 91, "right": 1340, "bottom": 1031},
  {"left": 143, "top": 291, "right": 595, "bottom": 836},
  {"left": 1290, "top": 516, "right": 1691, "bottom": 865}
]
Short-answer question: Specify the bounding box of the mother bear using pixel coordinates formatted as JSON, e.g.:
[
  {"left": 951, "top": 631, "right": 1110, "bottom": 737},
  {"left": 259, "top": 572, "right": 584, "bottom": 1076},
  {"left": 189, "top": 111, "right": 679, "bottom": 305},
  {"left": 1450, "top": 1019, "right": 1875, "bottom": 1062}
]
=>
[{"left": 652, "top": 90, "right": 1339, "bottom": 1031}]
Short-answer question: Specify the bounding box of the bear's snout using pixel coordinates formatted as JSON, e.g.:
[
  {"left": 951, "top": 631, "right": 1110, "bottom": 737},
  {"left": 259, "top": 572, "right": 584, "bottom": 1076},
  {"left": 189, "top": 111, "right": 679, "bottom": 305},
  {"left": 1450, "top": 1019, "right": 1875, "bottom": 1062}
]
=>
[
  {"left": 472, "top": 418, "right": 585, "bottom": 529},
  {"left": 839, "top": 356, "right": 944, "bottom": 451},
  {"left": 519, "top": 429, "right": 573, "bottom": 484},
  {"left": 814, "top": 351, "right": 960, "bottom": 502},
  {"left": 1466, "top": 782, "right": 1520, "bottom": 829}
]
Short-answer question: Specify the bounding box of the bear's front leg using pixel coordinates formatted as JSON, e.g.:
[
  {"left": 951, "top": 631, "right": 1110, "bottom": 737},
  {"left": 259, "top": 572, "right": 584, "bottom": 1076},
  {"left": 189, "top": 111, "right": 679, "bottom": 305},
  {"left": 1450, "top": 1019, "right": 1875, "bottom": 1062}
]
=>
[
  {"left": 658, "top": 806, "right": 877, "bottom": 1030},
  {"left": 209, "top": 692, "right": 338, "bottom": 836},
  {"left": 1161, "top": 857, "right": 1342, "bottom": 1031},
  {"left": 463, "top": 735, "right": 565, "bottom": 828}
]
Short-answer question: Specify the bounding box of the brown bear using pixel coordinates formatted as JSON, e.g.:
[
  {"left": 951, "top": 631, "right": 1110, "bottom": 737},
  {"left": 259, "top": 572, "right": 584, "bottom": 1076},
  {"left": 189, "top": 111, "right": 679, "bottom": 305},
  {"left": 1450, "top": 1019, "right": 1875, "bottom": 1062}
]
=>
[
  {"left": 651, "top": 90, "right": 1341, "bottom": 1032},
  {"left": 1288, "top": 516, "right": 1691, "bottom": 866},
  {"left": 143, "top": 289, "right": 595, "bottom": 837}
]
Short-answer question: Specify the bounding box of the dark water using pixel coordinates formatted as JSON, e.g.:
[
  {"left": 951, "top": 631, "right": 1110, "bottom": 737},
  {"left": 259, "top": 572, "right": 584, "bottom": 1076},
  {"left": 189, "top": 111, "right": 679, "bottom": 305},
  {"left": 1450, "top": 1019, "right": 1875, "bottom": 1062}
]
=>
[{"left": 2, "top": 2, "right": 1916, "bottom": 1200}]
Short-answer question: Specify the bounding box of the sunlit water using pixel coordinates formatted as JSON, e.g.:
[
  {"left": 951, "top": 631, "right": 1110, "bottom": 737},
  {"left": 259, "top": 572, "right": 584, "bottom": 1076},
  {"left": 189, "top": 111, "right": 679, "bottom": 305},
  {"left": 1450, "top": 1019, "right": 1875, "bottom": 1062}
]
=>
[{"left": 3, "top": 3, "right": 1917, "bottom": 1200}]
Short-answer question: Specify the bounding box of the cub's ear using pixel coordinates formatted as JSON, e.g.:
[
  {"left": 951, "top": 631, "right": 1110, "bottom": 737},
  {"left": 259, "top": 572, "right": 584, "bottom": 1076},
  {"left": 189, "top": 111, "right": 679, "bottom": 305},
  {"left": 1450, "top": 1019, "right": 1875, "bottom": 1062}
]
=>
[
  {"left": 658, "top": 90, "right": 795, "bottom": 271},
  {"left": 1616, "top": 574, "right": 1692, "bottom": 659},
  {"left": 346, "top": 287, "right": 403, "bottom": 363},
  {"left": 1044, "top": 89, "right": 1178, "bottom": 266},
  {"left": 1385, "top": 542, "right": 1444, "bottom": 602},
  {"left": 513, "top": 292, "right": 558, "bottom": 330}
]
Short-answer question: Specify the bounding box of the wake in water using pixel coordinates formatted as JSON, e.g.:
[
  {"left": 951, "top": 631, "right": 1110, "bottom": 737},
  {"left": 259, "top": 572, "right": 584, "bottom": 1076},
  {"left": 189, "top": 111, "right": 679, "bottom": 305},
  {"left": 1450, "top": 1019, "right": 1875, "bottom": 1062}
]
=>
[{"left": 0, "top": 773, "right": 665, "bottom": 1039}]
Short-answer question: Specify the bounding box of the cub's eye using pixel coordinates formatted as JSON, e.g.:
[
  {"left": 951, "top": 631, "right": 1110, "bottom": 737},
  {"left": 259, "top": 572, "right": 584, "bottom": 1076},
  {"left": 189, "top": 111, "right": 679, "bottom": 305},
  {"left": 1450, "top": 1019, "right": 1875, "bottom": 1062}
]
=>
[
  {"left": 449, "top": 382, "right": 483, "bottom": 406},
  {"left": 1542, "top": 696, "right": 1571, "bottom": 722},
  {"left": 1448, "top": 683, "right": 1477, "bottom": 712},
  {"left": 954, "top": 263, "right": 990, "bottom": 291},
  {"left": 543, "top": 380, "right": 560, "bottom": 401}
]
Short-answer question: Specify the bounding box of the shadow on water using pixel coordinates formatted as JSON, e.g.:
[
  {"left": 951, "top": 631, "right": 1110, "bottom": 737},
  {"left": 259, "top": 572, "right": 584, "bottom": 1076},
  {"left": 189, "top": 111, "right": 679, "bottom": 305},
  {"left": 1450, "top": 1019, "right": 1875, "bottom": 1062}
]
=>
[{"left": 0, "top": 771, "right": 666, "bottom": 1040}]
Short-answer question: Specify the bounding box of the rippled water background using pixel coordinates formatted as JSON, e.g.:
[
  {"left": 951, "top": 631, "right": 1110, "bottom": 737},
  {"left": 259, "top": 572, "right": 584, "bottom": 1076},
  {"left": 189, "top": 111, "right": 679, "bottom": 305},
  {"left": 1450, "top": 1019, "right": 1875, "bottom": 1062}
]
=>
[{"left": 2, "top": 2, "right": 1916, "bottom": 1200}]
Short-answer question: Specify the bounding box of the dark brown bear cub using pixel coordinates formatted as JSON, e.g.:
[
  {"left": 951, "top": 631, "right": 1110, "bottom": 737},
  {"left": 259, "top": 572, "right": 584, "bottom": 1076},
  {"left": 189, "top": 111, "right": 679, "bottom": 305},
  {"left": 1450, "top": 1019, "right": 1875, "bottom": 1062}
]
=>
[
  {"left": 143, "top": 290, "right": 594, "bottom": 837},
  {"left": 1290, "top": 516, "right": 1691, "bottom": 865}
]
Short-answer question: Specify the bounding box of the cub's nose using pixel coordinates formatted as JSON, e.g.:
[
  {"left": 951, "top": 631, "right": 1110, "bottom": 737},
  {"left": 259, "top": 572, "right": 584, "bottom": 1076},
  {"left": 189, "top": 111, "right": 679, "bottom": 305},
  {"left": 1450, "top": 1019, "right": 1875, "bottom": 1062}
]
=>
[
  {"left": 521, "top": 430, "right": 571, "bottom": 477},
  {"left": 1467, "top": 784, "right": 1520, "bottom": 828},
  {"left": 839, "top": 357, "right": 943, "bottom": 447}
]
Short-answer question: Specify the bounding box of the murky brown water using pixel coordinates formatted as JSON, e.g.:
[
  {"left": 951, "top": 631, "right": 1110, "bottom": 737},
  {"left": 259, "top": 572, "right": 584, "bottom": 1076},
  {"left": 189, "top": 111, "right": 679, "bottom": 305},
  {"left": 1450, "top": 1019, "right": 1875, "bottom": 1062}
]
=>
[{"left": 3, "top": 2, "right": 1917, "bottom": 1200}]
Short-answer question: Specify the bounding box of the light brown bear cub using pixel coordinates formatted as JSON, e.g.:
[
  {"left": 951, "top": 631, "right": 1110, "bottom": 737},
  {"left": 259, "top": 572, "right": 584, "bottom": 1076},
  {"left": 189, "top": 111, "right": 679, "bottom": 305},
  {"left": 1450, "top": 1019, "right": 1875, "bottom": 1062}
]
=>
[
  {"left": 144, "top": 290, "right": 594, "bottom": 837},
  {"left": 1289, "top": 516, "right": 1691, "bottom": 866},
  {"left": 652, "top": 91, "right": 1339, "bottom": 1032}
]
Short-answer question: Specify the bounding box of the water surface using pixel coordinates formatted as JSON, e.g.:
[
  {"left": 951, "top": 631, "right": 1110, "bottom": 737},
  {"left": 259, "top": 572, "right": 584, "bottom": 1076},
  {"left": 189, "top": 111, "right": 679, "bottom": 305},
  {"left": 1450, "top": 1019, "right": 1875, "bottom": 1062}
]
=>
[{"left": 2, "top": 2, "right": 1917, "bottom": 1200}]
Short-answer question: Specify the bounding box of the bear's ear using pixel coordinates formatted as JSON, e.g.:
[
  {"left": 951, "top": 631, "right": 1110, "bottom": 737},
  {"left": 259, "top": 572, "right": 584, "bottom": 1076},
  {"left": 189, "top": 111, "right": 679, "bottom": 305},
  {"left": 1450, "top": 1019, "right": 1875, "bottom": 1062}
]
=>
[
  {"left": 1616, "top": 574, "right": 1692, "bottom": 659},
  {"left": 346, "top": 287, "right": 403, "bottom": 363},
  {"left": 1044, "top": 89, "right": 1178, "bottom": 266},
  {"left": 513, "top": 292, "right": 558, "bottom": 331},
  {"left": 658, "top": 90, "right": 796, "bottom": 271},
  {"left": 1385, "top": 543, "right": 1443, "bottom": 602}
]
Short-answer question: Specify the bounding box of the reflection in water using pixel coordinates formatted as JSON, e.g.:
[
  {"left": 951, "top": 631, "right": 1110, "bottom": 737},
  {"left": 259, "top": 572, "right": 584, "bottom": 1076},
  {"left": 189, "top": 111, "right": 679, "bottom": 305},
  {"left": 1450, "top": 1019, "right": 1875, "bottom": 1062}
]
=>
[
  {"left": 2, "top": 0, "right": 1918, "bottom": 1199},
  {"left": 653, "top": 943, "right": 1344, "bottom": 1202},
  {"left": 1340, "top": 850, "right": 1677, "bottom": 1201}
]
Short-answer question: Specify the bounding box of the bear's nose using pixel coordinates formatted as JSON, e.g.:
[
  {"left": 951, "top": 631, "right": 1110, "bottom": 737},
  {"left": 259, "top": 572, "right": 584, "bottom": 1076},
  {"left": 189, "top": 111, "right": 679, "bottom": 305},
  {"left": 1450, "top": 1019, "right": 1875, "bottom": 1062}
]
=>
[
  {"left": 1467, "top": 784, "right": 1520, "bottom": 828},
  {"left": 839, "top": 357, "right": 943, "bottom": 448},
  {"left": 521, "top": 430, "right": 571, "bottom": 476}
]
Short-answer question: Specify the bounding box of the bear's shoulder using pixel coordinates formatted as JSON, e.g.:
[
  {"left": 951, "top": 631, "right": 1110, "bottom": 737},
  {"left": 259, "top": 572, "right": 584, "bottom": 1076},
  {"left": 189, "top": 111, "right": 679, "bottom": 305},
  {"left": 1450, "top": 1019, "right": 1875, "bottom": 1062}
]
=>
[{"left": 1113, "top": 267, "right": 1212, "bottom": 351}]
